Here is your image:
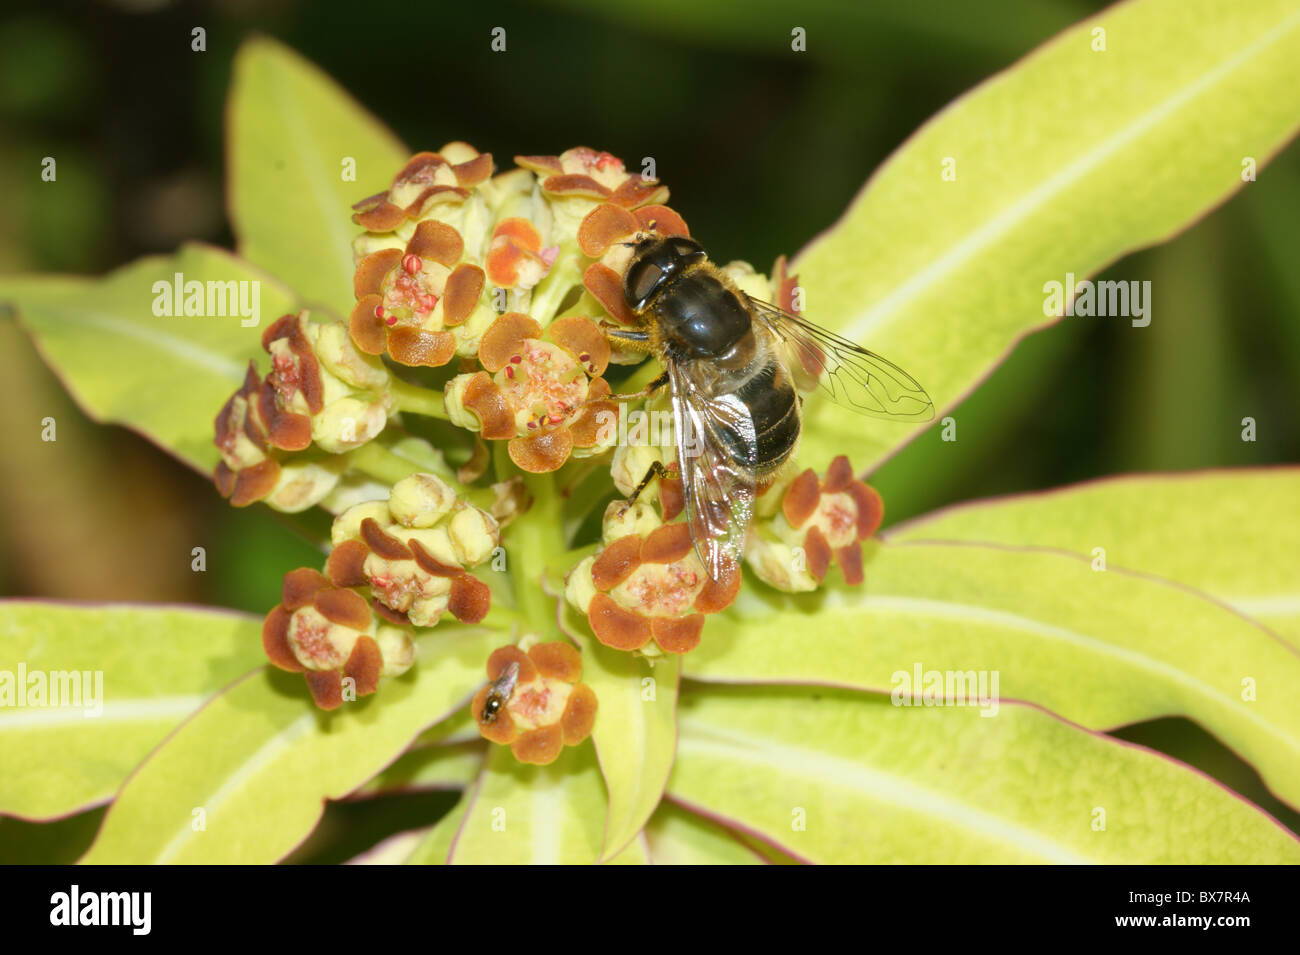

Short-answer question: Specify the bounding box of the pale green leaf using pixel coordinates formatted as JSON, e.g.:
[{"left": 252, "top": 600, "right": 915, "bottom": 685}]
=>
[
  {"left": 356, "top": 740, "right": 485, "bottom": 797},
  {"left": 404, "top": 797, "right": 467, "bottom": 865},
  {"left": 793, "top": 0, "right": 1300, "bottom": 476},
  {"left": 669, "top": 687, "right": 1300, "bottom": 863},
  {"left": 79, "top": 626, "right": 496, "bottom": 864},
  {"left": 0, "top": 243, "right": 297, "bottom": 472},
  {"left": 410, "top": 705, "right": 480, "bottom": 748},
  {"left": 644, "top": 802, "right": 765, "bottom": 865},
  {"left": 346, "top": 828, "right": 427, "bottom": 865},
  {"left": 888, "top": 468, "right": 1300, "bottom": 644},
  {"left": 689, "top": 541, "right": 1300, "bottom": 806},
  {"left": 446, "top": 744, "right": 606, "bottom": 865},
  {"left": 561, "top": 602, "right": 680, "bottom": 862},
  {"left": 0, "top": 602, "right": 265, "bottom": 820},
  {"left": 227, "top": 36, "right": 408, "bottom": 311},
  {"left": 602, "top": 832, "right": 651, "bottom": 864}
]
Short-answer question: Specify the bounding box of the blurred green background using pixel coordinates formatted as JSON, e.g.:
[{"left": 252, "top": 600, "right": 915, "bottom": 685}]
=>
[{"left": 2, "top": 0, "right": 1298, "bottom": 856}]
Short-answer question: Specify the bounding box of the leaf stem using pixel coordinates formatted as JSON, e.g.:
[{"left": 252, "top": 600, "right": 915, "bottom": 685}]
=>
[
  {"left": 349, "top": 441, "right": 421, "bottom": 486},
  {"left": 390, "top": 378, "right": 449, "bottom": 419},
  {"left": 496, "top": 444, "right": 567, "bottom": 637}
]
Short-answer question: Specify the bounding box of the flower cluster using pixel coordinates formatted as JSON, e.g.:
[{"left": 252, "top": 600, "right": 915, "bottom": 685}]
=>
[
  {"left": 326, "top": 473, "right": 498, "bottom": 628},
  {"left": 262, "top": 568, "right": 416, "bottom": 710},
  {"left": 565, "top": 490, "right": 740, "bottom": 657},
  {"left": 214, "top": 311, "right": 392, "bottom": 511},
  {"left": 347, "top": 144, "right": 673, "bottom": 373},
  {"left": 471, "top": 638, "right": 597, "bottom": 765},
  {"left": 216, "top": 143, "right": 889, "bottom": 764},
  {"left": 745, "top": 455, "right": 885, "bottom": 591},
  {"left": 444, "top": 312, "right": 618, "bottom": 472}
]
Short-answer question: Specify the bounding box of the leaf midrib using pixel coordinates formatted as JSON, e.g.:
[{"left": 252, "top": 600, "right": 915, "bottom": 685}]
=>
[
  {"left": 155, "top": 710, "right": 317, "bottom": 863},
  {"left": 835, "top": 7, "right": 1300, "bottom": 344},
  {"left": 724, "top": 592, "right": 1300, "bottom": 760},
  {"left": 0, "top": 695, "right": 207, "bottom": 730},
  {"left": 676, "top": 718, "right": 1096, "bottom": 864}
]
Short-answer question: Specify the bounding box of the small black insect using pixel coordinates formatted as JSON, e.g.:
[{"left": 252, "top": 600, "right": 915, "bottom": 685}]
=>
[{"left": 480, "top": 661, "right": 520, "bottom": 725}]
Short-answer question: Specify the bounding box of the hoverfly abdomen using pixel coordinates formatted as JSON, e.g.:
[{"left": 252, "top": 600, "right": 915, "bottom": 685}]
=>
[{"left": 735, "top": 360, "right": 801, "bottom": 474}]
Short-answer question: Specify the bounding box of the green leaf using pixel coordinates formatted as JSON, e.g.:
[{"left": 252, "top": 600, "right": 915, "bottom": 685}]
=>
[
  {"left": 345, "top": 828, "right": 428, "bottom": 864},
  {"left": 410, "top": 704, "right": 479, "bottom": 748},
  {"left": 888, "top": 468, "right": 1300, "bottom": 644},
  {"left": 560, "top": 602, "right": 680, "bottom": 861},
  {"left": 602, "top": 832, "right": 651, "bottom": 864},
  {"left": 227, "top": 36, "right": 408, "bottom": 311},
  {"left": 0, "top": 602, "right": 265, "bottom": 820},
  {"left": 404, "top": 798, "right": 467, "bottom": 865},
  {"left": 356, "top": 740, "right": 485, "bottom": 797},
  {"left": 445, "top": 744, "right": 607, "bottom": 865},
  {"left": 644, "top": 802, "right": 765, "bottom": 865},
  {"left": 690, "top": 542, "right": 1300, "bottom": 807},
  {"left": 0, "top": 243, "right": 297, "bottom": 472},
  {"left": 792, "top": 0, "right": 1300, "bottom": 476},
  {"left": 79, "top": 626, "right": 496, "bottom": 864},
  {"left": 669, "top": 686, "right": 1300, "bottom": 863}
]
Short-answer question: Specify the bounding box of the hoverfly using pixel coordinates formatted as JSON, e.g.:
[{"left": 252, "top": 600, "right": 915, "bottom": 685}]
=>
[
  {"left": 479, "top": 660, "right": 520, "bottom": 725},
  {"left": 604, "top": 233, "right": 934, "bottom": 579}
]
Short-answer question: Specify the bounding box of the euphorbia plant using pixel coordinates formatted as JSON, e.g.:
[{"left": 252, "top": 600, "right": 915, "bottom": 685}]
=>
[{"left": 3, "top": 0, "right": 1300, "bottom": 864}]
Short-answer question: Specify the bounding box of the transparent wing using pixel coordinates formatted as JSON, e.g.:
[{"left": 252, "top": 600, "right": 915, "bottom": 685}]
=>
[
  {"left": 666, "top": 359, "right": 757, "bottom": 580},
  {"left": 747, "top": 296, "right": 935, "bottom": 421}
]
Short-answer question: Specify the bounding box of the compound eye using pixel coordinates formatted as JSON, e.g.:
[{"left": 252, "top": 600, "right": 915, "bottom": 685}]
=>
[{"left": 625, "top": 259, "right": 665, "bottom": 310}]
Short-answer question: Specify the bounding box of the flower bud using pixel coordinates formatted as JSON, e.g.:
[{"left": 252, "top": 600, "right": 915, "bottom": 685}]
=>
[
  {"left": 326, "top": 476, "right": 498, "bottom": 629},
  {"left": 388, "top": 472, "right": 456, "bottom": 528},
  {"left": 610, "top": 443, "right": 665, "bottom": 500},
  {"left": 212, "top": 312, "right": 394, "bottom": 509},
  {"left": 264, "top": 457, "right": 347, "bottom": 513}
]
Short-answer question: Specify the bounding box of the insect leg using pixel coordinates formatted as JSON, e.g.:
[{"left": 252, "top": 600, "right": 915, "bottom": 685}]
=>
[
  {"left": 625, "top": 459, "right": 670, "bottom": 507},
  {"left": 605, "top": 370, "right": 668, "bottom": 403},
  {"left": 602, "top": 323, "right": 655, "bottom": 353}
]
